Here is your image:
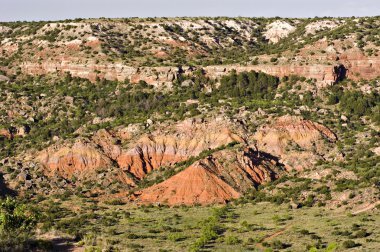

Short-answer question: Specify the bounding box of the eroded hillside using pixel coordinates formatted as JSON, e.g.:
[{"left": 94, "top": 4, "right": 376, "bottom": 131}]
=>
[{"left": 0, "top": 16, "right": 379, "bottom": 252}]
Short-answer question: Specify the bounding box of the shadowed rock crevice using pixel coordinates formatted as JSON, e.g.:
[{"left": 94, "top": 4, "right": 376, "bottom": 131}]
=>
[
  {"left": 333, "top": 64, "right": 347, "bottom": 83},
  {"left": 0, "top": 172, "right": 17, "bottom": 197}
]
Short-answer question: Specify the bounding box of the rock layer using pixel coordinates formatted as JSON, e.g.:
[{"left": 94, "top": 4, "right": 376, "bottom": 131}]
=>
[
  {"left": 20, "top": 52, "right": 380, "bottom": 87},
  {"left": 254, "top": 115, "right": 337, "bottom": 170},
  {"left": 93, "top": 118, "right": 245, "bottom": 179},
  {"left": 38, "top": 117, "right": 246, "bottom": 182}
]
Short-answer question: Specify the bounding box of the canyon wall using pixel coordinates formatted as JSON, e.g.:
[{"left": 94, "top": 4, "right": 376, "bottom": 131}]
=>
[{"left": 19, "top": 50, "right": 380, "bottom": 87}]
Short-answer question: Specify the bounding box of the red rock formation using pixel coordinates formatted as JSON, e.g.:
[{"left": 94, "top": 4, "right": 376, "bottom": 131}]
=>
[
  {"left": 92, "top": 129, "right": 122, "bottom": 160},
  {"left": 94, "top": 118, "right": 245, "bottom": 179},
  {"left": 137, "top": 148, "right": 281, "bottom": 205},
  {"left": 207, "top": 148, "right": 280, "bottom": 192},
  {"left": 137, "top": 162, "right": 240, "bottom": 205},
  {"left": 34, "top": 115, "right": 336, "bottom": 204},
  {"left": 38, "top": 118, "right": 245, "bottom": 184},
  {"left": 255, "top": 115, "right": 337, "bottom": 148},
  {"left": 340, "top": 50, "right": 380, "bottom": 80},
  {"left": 37, "top": 140, "right": 112, "bottom": 179}
]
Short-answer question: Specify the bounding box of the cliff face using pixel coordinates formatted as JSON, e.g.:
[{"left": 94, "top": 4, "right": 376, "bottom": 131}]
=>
[
  {"left": 340, "top": 51, "right": 380, "bottom": 80},
  {"left": 20, "top": 60, "right": 182, "bottom": 86},
  {"left": 16, "top": 60, "right": 341, "bottom": 86}
]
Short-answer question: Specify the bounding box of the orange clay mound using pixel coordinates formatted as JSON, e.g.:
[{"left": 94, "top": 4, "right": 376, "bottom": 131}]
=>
[{"left": 137, "top": 148, "right": 282, "bottom": 205}]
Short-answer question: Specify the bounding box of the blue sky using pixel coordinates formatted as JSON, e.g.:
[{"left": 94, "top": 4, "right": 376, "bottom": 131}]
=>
[{"left": 1, "top": 0, "right": 379, "bottom": 22}]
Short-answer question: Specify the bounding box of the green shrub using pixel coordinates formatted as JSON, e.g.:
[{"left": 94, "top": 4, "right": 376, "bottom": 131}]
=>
[
  {"left": 0, "top": 197, "right": 37, "bottom": 251},
  {"left": 351, "top": 229, "right": 369, "bottom": 238},
  {"left": 167, "top": 233, "right": 186, "bottom": 242},
  {"left": 342, "top": 240, "right": 360, "bottom": 248},
  {"left": 225, "top": 235, "right": 241, "bottom": 245}
]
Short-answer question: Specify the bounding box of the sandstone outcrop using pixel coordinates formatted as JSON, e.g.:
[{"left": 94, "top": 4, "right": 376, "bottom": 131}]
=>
[
  {"left": 32, "top": 112, "right": 338, "bottom": 204},
  {"left": 35, "top": 114, "right": 336, "bottom": 193},
  {"left": 305, "top": 20, "right": 340, "bottom": 35},
  {"left": 19, "top": 60, "right": 338, "bottom": 86}
]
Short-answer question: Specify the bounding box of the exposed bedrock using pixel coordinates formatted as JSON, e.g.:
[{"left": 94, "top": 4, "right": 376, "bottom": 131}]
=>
[{"left": 20, "top": 49, "right": 380, "bottom": 87}]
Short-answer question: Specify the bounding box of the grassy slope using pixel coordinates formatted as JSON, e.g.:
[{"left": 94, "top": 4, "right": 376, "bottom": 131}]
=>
[{"left": 40, "top": 195, "right": 380, "bottom": 252}]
